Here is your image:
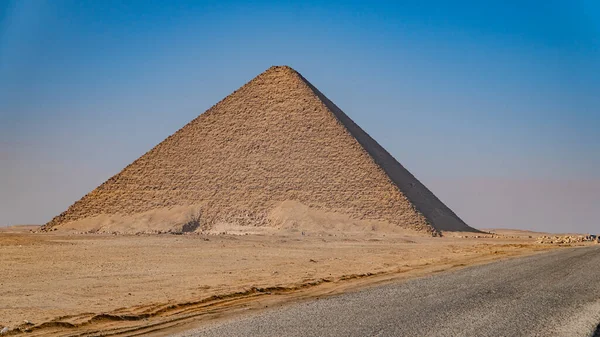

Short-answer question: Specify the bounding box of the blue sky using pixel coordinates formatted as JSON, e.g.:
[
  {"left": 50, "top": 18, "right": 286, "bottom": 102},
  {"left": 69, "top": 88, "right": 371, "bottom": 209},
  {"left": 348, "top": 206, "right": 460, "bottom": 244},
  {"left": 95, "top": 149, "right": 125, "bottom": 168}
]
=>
[{"left": 1, "top": 0, "right": 599, "bottom": 232}]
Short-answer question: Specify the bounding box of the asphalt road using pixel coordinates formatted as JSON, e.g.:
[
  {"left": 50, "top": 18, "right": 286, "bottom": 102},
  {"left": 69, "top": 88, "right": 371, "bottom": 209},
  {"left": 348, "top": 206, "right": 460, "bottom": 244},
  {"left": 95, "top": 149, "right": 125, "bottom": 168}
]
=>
[{"left": 175, "top": 246, "right": 600, "bottom": 337}]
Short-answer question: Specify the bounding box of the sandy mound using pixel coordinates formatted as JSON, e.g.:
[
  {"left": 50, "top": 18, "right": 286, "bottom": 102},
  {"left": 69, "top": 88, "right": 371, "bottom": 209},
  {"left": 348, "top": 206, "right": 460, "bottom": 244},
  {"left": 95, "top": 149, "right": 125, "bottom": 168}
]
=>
[
  {"left": 267, "top": 200, "right": 422, "bottom": 235},
  {"left": 51, "top": 205, "right": 202, "bottom": 234},
  {"left": 50, "top": 201, "right": 428, "bottom": 236}
]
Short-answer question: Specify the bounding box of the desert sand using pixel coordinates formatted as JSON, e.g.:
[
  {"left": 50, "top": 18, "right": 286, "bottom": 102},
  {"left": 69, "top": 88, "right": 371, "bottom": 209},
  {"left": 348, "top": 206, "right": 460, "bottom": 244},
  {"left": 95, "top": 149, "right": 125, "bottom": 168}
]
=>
[{"left": 0, "top": 225, "right": 584, "bottom": 336}]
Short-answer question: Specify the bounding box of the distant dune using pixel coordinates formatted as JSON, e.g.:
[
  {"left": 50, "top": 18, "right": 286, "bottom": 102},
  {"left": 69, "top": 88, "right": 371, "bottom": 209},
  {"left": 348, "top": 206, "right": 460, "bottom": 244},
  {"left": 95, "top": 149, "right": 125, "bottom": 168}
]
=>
[
  {"left": 0, "top": 224, "right": 41, "bottom": 233},
  {"left": 483, "top": 228, "right": 588, "bottom": 237}
]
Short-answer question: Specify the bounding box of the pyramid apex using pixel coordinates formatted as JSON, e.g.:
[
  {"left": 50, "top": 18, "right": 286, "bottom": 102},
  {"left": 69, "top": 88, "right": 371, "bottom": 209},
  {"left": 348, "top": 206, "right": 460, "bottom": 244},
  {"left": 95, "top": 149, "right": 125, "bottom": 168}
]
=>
[
  {"left": 269, "top": 65, "right": 294, "bottom": 69},
  {"left": 256, "top": 66, "right": 301, "bottom": 81},
  {"left": 265, "top": 65, "right": 296, "bottom": 72}
]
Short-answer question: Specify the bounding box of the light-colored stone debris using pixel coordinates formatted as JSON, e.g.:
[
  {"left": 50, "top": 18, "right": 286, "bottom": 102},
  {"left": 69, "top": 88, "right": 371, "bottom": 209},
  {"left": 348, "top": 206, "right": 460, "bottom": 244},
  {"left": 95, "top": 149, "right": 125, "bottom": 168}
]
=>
[{"left": 536, "top": 235, "right": 597, "bottom": 244}]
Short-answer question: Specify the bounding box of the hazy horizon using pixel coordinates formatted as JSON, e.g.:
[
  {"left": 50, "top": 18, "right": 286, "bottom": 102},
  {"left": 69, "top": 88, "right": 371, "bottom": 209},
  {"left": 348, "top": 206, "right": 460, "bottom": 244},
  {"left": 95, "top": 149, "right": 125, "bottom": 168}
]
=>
[{"left": 1, "top": 1, "right": 599, "bottom": 233}]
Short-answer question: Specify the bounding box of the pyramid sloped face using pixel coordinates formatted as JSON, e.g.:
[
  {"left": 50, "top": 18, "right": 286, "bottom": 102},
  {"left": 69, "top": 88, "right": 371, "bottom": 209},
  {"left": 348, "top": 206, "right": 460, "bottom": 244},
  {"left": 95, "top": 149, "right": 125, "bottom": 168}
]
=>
[
  {"left": 299, "top": 74, "right": 474, "bottom": 232},
  {"left": 44, "top": 66, "right": 475, "bottom": 234}
]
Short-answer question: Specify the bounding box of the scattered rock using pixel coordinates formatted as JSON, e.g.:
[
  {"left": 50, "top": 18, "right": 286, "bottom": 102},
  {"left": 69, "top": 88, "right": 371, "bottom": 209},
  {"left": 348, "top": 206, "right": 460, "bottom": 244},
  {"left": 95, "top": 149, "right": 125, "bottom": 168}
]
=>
[
  {"left": 536, "top": 235, "right": 597, "bottom": 245},
  {"left": 0, "top": 327, "right": 9, "bottom": 335}
]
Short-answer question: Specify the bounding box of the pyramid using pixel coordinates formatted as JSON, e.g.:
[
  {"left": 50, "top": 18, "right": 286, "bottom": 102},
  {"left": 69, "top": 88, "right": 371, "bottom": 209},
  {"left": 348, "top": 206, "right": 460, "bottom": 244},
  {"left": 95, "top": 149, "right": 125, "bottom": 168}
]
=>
[{"left": 43, "top": 66, "right": 476, "bottom": 235}]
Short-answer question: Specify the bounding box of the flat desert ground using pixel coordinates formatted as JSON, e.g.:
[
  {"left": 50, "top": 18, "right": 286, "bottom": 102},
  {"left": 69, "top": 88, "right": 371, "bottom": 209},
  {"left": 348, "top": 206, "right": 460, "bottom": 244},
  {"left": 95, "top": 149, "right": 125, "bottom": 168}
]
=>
[{"left": 0, "top": 225, "right": 588, "bottom": 336}]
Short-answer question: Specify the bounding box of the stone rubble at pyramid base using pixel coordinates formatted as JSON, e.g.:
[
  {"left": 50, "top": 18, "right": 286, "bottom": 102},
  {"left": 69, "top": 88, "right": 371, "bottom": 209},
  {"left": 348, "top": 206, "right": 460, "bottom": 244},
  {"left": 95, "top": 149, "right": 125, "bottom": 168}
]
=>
[{"left": 48, "top": 200, "right": 437, "bottom": 236}]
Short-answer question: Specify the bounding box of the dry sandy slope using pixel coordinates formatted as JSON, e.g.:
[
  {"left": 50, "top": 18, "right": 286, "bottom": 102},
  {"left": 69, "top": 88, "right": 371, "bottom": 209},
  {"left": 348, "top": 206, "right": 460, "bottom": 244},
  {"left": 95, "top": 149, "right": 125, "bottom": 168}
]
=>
[
  {"left": 0, "top": 228, "right": 572, "bottom": 336},
  {"left": 483, "top": 228, "right": 587, "bottom": 237}
]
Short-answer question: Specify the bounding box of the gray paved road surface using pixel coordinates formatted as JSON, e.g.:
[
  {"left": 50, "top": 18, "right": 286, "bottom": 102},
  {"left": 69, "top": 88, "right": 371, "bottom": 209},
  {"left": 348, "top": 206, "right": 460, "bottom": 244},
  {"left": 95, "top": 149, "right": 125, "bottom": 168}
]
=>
[{"left": 175, "top": 246, "right": 600, "bottom": 337}]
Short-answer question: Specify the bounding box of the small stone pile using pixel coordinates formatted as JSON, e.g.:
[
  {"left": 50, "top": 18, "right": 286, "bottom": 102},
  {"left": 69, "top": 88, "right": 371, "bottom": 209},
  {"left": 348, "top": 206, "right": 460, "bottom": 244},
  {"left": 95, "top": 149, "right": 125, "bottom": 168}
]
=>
[{"left": 536, "top": 235, "right": 598, "bottom": 244}]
